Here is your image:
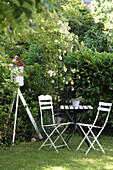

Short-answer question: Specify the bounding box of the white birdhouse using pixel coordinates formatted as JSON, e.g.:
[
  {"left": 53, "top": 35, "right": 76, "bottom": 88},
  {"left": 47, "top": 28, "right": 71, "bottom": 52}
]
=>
[{"left": 9, "top": 55, "right": 25, "bottom": 86}]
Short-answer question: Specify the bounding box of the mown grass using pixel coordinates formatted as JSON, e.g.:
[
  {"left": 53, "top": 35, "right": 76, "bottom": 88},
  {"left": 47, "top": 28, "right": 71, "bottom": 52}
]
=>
[{"left": 0, "top": 134, "right": 113, "bottom": 170}]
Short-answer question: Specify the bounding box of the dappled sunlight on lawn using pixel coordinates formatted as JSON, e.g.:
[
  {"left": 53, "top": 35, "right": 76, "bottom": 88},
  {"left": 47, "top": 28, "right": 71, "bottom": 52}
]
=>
[
  {"left": 70, "top": 151, "right": 113, "bottom": 170},
  {"left": 45, "top": 167, "right": 68, "bottom": 170},
  {"left": 102, "top": 155, "right": 113, "bottom": 169},
  {"left": 106, "top": 148, "right": 113, "bottom": 152}
]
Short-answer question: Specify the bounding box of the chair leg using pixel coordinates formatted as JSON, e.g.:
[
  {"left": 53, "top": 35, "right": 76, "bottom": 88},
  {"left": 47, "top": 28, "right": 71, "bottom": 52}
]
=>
[
  {"left": 95, "top": 139, "right": 105, "bottom": 153},
  {"left": 76, "top": 125, "right": 105, "bottom": 154},
  {"left": 85, "top": 138, "right": 105, "bottom": 154},
  {"left": 88, "top": 129, "right": 105, "bottom": 154},
  {"left": 38, "top": 137, "right": 49, "bottom": 150},
  {"left": 76, "top": 126, "right": 95, "bottom": 152},
  {"left": 50, "top": 125, "right": 70, "bottom": 150},
  {"left": 39, "top": 135, "right": 59, "bottom": 153},
  {"left": 85, "top": 140, "right": 95, "bottom": 154},
  {"left": 39, "top": 129, "right": 59, "bottom": 153},
  {"left": 64, "top": 125, "right": 76, "bottom": 144},
  {"left": 55, "top": 125, "right": 70, "bottom": 150}
]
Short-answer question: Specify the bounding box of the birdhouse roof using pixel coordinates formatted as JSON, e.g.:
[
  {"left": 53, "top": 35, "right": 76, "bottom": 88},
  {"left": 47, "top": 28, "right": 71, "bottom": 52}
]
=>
[{"left": 9, "top": 56, "right": 25, "bottom": 66}]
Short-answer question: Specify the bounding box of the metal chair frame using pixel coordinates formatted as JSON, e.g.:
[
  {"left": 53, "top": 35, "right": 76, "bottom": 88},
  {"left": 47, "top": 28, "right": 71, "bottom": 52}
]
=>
[
  {"left": 38, "top": 95, "right": 74, "bottom": 153},
  {"left": 76, "top": 102, "right": 112, "bottom": 154}
]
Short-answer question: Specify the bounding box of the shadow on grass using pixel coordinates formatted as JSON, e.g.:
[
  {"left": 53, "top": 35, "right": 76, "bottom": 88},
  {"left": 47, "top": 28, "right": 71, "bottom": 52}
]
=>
[{"left": 0, "top": 134, "right": 113, "bottom": 170}]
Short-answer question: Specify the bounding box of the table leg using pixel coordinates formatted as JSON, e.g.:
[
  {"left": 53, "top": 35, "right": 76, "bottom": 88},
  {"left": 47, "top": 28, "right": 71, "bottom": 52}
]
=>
[
  {"left": 64, "top": 125, "right": 77, "bottom": 143},
  {"left": 64, "top": 110, "right": 90, "bottom": 147},
  {"left": 63, "top": 110, "right": 77, "bottom": 143}
]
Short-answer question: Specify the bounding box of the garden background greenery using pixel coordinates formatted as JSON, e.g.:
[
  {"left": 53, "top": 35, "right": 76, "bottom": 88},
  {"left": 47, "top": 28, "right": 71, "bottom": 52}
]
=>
[{"left": 0, "top": 0, "right": 113, "bottom": 146}]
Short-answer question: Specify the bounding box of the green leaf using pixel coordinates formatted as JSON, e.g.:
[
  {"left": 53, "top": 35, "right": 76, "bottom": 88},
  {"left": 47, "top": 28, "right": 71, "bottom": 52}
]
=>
[
  {"left": 18, "top": 0, "right": 23, "bottom": 6},
  {"left": 23, "top": 7, "right": 32, "bottom": 18},
  {"left": 13, "top": 7, "right": 23, "bottom": 19},
  {"left": 35, "top": 0, "right": 41, "bottom": 8},
  {"left": 24, "top": 0, "right": 33, "bottom": 6}
]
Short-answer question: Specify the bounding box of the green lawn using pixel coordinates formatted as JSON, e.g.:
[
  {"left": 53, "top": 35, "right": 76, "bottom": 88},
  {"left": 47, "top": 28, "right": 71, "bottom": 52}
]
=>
[{"left": 0, "top": 134, "right": 113, "bottom": 170}]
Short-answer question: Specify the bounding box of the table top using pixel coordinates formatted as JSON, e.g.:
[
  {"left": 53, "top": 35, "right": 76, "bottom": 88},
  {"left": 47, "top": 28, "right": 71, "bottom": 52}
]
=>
[{"left": 60, "top": 105, "right": 93, "bottom": 110}]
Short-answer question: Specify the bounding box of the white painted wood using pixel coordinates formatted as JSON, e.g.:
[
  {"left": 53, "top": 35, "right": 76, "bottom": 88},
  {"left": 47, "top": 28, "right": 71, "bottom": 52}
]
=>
[
  {"left": 84, "top": 106, "right": 88, "bottom": 109},
  {"left": 39, "top": 95, "right": 52, "bottom": 100},
  {"left": 11, "top": 66, "right": 24, "bottom": 86},
  {"left": 12, "top": 89, "right": 19, "bottom": 145},
  {"left": 9, "top": 92, "right": 16, "bottom": 113},
  {"left": 99, "top": 102, "right": 112, "bottom": 106},
  {"left": 87, "top": 105, "right": 93, "bottom": 109},
  {"left": 70, "top": 106, "right": 74, "bottom": 109},
  {"left": 65, "top": 106, "right": 69, "bottom": 109},
  {"left": 12, "top": 88, "right": 43, "bottom": 145},
  {"left": 60, "top": 105, "right": 64, "bottom": 109},
  {"left": 60, "top": 105, "right": 93, "bottom": 110},
  {"left": 79, "top": 106, "right": 83, "bottom": 109}
]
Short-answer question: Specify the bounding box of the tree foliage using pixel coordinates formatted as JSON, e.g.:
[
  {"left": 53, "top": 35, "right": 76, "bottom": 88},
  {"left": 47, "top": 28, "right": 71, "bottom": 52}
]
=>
[
  {"left": 91, "top": 0, "right": 113, "bottom": 48},
  {"left": 83, "top": 22, "right": 113, "bottom": 52},
  {"left": 0, "top": 7, "right": 79, "bottom": 144},
  {"left": 61, "top": 1, "right": 95, "bottom": 41},
  {"left": 0, "top": 0, "right": 62, "bottom": 33},
  {"left": 91, "top": 0, "right": 113, "bottom": 30}
]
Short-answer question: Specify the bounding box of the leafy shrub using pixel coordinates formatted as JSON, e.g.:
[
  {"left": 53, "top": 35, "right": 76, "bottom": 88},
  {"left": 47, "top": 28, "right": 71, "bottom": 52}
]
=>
[
  {"left": 83, "top": 22, "right": 113, "bottom": 52},
  {"left": 64, "top": 49, "right": 113, "bottom": 131},
  {"left": 0, "top": 55, "right": 17, "bottom": 145}
]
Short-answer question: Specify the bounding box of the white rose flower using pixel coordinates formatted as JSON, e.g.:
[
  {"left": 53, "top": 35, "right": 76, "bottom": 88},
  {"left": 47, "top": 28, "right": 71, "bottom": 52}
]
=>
[
  {"left": 59, "top": 55, "right": 62, "bottom": 60},
  {"left": 48, "top": 70, "right": 53, "bottom": 76},
  {"left": 52, "top": 80, "right": 55, "bottom": 83},
  {"left": 29, "top": 19, "right": 32, "bottom": 22},
  {"left": 58, "top": 49, "right": 61, "bottom": 53},
  {"left": 57, "top": 20, "right": 63, "bottom": 25},
  {"left": 55, "top": 39, "right": 58, "bottom": 43},
  {"left": 64, "top": 66, "right": 67, "bottom": 72},
  {"left": 41, "top": 27, "right": 44, "bottom": 29},
  {"left": 59, "top": 26, "right": 68, "bottom": 34}
]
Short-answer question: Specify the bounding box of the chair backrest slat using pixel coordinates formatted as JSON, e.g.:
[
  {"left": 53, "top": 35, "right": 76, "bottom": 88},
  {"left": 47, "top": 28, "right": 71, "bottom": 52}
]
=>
[
  {"left": 39, "top": 95, "right": 52, "bottom": 100},
  {"left": 93, "top": 102, "right": 112, "bottom": 131},
  {"left": 38, "top": 95, "right": 55, "bottom": 126},
  {"left": 99, "top": 102, "right": 112, "bottom": 107},
  {"left": 97, "top": 107, "right": 111, "bottom": 112}
]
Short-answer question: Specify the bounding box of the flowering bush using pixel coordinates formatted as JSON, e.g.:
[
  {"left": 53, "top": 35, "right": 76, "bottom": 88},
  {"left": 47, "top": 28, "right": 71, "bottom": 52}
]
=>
[
  {"left": 15, "top": 13, "right": 80, "bottom": 110},
  {"left": 90, "top": 0, "right": 113, "bottom": 52}
]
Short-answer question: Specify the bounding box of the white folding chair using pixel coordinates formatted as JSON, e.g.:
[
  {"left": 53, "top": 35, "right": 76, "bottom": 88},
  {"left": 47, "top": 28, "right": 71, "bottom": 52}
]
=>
[
  {"left": 38, "top": 95, "right": 74, "bottom": 152},
  {"left": 76, "top": 102, "right": 112, "bottom": 154}
]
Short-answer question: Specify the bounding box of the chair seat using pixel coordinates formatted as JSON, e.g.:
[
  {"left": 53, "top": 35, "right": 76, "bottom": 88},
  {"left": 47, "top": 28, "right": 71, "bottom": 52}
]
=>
[
  {"left": 77, "top": 123, "right": 102, "bottom": 128},
  {"left": 44, "top": 122, "right": 74, "bottom": 127}
]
